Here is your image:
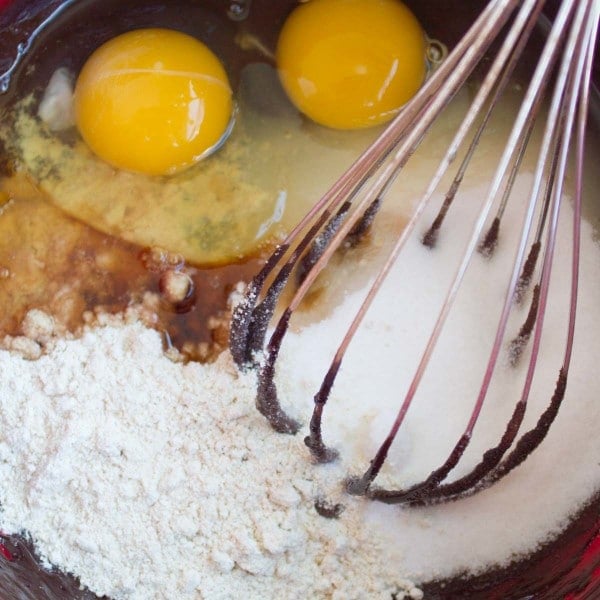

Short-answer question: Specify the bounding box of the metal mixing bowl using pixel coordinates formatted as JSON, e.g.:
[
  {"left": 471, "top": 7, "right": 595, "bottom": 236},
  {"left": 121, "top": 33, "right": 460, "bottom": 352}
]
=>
[{"left": 0, "top": 1, "right": 599, "bottom": 598}]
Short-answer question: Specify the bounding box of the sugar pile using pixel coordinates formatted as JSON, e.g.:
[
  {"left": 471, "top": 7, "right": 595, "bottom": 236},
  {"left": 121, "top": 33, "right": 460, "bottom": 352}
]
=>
[
  {"left": 0, "top": 171, "right": 599, "bottom": 598},
  {"left": 276, "top": 174, "right": 600, "bottom": 580}
]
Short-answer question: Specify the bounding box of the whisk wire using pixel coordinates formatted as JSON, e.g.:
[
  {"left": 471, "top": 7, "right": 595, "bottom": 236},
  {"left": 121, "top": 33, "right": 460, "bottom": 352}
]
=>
[
  {"left": 489, "top": 0, "right": 599, "bottom": 486},
  {"left": 230, "top": 0, "right": 598, "bottom": 505},
  {"left": 425, "top": 0, "right": 595, "bottom": 502},
  {"left": 231, "top": 0, "right": 523, "bottom": 438},
  {"left": 363, "top": 0, "right": 596, "bottom": 504},
  {"left": 426, "top": 1, "right": 546, "bottom": 251},
  {"left": 346, "top": 0, "right": 573, "bottom": 495}
]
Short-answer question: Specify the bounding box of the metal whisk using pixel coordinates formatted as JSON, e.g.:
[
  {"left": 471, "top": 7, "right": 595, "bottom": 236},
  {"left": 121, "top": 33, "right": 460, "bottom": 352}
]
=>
[{"left": 230, "top": 0, "right": 599, "bottom": 505}]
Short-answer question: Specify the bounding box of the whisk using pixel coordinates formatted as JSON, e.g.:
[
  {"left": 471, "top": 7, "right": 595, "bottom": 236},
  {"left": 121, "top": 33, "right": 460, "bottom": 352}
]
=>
[{"left": 230, "top": 0, "right": 599, "bottom": 506}]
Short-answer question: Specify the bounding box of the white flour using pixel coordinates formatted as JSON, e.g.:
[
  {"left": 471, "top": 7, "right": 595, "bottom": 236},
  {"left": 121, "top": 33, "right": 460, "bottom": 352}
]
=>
[
  {"left": 0, "top": 320, "right": 421, "bottom": 600},
  {"left": 0, "top": 174, "right": 599, "bottom": 598}
]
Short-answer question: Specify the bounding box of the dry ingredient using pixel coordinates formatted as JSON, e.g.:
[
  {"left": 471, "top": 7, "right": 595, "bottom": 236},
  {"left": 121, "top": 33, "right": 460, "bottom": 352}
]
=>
[
  {"left": 0, "top": 167, "right": 599, "bottom": 598},
  {"left": 0, "top": 313, "right": 422, "bottom": 600},
  {"left": 275, "top": 176, "right": 600, "bottom": 581}
]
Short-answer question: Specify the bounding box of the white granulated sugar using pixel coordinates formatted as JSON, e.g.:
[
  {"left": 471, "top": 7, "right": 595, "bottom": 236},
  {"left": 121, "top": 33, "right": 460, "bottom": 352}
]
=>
[
  {"left": 0, "top": 180, "right": 599, "bottom": 599},
  {"left": 276, "top": 174, "right": 600, "bottom": 581}
]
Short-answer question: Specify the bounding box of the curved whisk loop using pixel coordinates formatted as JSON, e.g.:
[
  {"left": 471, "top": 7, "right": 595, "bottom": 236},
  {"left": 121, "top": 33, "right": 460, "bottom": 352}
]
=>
[
  {"left": 351, "top": 0, "right": 597, "bottom": 505},
  {"left": 230, "top": 0, "right": 599, "bottom": 504}
]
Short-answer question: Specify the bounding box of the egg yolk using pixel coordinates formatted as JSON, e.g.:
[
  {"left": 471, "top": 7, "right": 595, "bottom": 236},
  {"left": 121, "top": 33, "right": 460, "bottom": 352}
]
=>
[
  {"left": 74, "top": 28, "right": 233, "bottom": 176},
  {"left": 276, "top": 0, "right": 427, "bottom": 130}
]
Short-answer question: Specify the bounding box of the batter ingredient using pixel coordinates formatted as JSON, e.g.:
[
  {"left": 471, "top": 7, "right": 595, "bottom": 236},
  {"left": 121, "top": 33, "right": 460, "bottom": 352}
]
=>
[
  {"left": 73, "top": 29, "right": 234, "bottom": 176},
  {"left": 0, "top": 174, "right": 254, "bottom": 363},
  {"left": 0, "top": 315, "right": 421, "bottom": 600},
  {"left": 6, "top": 105, "right": 274, "bottom": 266},
  {"left": 2, "top": 61, "right": 411, "bottom": 267}
]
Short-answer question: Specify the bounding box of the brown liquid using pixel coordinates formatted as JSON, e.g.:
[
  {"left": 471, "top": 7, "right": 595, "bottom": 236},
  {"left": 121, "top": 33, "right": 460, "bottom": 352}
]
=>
[{"left": 0, "top": 174, "right": 265, "bottom": 361}]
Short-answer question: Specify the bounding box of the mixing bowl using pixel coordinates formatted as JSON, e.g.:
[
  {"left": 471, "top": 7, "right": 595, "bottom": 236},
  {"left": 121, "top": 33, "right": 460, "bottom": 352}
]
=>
[{"left": 0, "top": 1, "right": 599, "bottom": 598}]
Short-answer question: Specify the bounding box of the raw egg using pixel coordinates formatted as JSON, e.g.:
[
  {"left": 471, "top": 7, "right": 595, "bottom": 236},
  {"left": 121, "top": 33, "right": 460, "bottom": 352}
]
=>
[
  {"left": 276, "top": 0, "right": 427, "bottom": 130},
  {"left": 74, "top": 28, "right": 233, "bottom": 176}
]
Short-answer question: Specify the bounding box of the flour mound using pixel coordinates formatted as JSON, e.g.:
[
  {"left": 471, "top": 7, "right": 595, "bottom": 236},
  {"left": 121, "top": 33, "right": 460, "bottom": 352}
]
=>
[{"left": 0, "top": 322, "right": 420, "bottom": 600}]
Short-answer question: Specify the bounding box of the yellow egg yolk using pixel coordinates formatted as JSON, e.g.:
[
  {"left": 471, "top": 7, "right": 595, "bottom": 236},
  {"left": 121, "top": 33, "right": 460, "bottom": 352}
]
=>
[
  {"left": 74, "top": 29, "right": 233, "bottom": 176},
  {"left": 276, "top": 0, "right": 427, "bottom": 130}
]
